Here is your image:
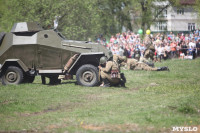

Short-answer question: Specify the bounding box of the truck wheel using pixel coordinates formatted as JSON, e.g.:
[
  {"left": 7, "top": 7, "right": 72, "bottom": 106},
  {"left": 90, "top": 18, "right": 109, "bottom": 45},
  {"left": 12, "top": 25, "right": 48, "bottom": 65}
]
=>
[
  {"left": 2, "top": 66, "right": 24, "bottom": 85},
  {"left": 23, "top": 74, "right": 35, "bottom": 83},
  {"left": 76, "top": 64, "right": 98, "bottom": 87}
]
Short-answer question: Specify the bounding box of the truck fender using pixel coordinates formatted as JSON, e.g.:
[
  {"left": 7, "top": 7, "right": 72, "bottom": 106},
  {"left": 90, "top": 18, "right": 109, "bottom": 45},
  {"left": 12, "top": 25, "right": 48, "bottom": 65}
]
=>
[
  {"left": 67, "top": 52, "right": 104, "bottom": 74},
  {"left": 0, "top": 59, "right": 29, "bottom": 75}
]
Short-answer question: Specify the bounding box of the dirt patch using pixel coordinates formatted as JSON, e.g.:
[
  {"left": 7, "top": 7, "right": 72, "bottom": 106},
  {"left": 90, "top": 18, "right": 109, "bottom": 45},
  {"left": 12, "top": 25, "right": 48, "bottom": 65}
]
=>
[
  {"left": 130, "top": 87, "right": 140, "bottom": 91},
  {"left": 0, "top": 100, "right": 15, "bottom": 105},
  {"left": 126, "top": 83, "right": 159, "bottom": 92},
  {"left": 168, "top": 105, "right": 177, "bottom": 110},
  {"left": 0, "top": 129, "right": 37, "bottom": 133},
  {"left": 81, "top": 124, "right": 170, "bottom": 132},
  {"left": 20, "top": 102, "right": 82, "bottom": 117},
  {"left": 85, "top": 94, "right": 103, "bottom": 101},
  {"left": 82, "top": 124, "right": 140, "bottom": 132},
  {"left": 46, "top": 124, "right": 68, "bottom": 130},
  {"left": 149, "top": 82, "right": 159, "bottom": 86},
  {"left": 171, "top": 125, "right": 200, "bottom": 133}
]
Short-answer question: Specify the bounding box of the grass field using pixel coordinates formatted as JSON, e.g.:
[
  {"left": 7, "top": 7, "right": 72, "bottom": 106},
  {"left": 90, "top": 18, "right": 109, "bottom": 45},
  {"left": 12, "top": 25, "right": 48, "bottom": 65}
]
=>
[{"left": 0, "top": 58, "right": 200, "bottom": 133}]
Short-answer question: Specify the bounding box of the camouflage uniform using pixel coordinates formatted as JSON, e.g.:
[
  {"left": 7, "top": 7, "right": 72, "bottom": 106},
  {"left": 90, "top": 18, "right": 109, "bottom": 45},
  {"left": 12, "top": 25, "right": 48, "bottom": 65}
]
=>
[
  {"left": 99, "top": 55, "right": 126, "bottom": 87},
  {"left": 127, "top": 58, "right": 138, "bottom": 70},
  {"left": 144, "top": 34, "right": 152, "bottom": 47},
  {"left": 139, "top": 45, "right": 155, "bottom": 67},
  {"left": 113, "top": 54, "right": 126, "bottom": 64},
  {"left": 100, "top": 60, "right": 121, "bottom": 85},
  {"left": 127, "top": 58, "right": 157, "bottom": 71}
]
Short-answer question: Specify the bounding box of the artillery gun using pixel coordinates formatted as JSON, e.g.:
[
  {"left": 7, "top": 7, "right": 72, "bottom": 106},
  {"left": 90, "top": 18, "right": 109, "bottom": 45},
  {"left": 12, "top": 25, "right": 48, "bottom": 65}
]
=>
[{"left": 0, "top": 22, "right": 112, "bottom": 86}]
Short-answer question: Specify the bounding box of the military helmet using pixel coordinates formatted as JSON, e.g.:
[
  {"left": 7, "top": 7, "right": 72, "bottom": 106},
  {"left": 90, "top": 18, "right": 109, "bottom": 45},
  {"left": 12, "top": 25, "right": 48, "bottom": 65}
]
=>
[{"left": 100, "top": 56, "right": 108, "bottom": 64}]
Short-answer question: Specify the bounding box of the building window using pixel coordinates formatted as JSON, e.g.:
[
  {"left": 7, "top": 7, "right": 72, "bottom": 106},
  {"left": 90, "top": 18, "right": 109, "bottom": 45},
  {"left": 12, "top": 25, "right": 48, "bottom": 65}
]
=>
[
  {"left": 155, "top": 8, "right": 167, "bottom": 18},
  {"left": 155, "top": 21, "right": 167, "bottom": 31},
  {"left": 163, "top": 9, "right": 167, "bottom": 18},
  {"left": 177, "top": 8, "right": 184, "bottom": 15},
  {"left": 188, "top": 23, "right": 195, "bottom": 31}
]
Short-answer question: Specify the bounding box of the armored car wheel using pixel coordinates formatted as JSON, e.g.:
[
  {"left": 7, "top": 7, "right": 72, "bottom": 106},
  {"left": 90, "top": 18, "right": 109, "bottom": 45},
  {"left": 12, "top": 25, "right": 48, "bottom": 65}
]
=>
[
  {"left": 76, "top": 64, "right": 98, "bottom": 87},
  {"left": 2, "top": 66, "right": 24, "bottom": 85}
]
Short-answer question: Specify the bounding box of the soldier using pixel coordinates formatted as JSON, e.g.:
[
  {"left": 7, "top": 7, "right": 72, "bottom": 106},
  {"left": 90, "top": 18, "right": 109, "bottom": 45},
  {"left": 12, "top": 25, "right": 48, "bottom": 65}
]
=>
[
  {"left": 139, "top": 45, "right": 155, "bottom": 67},
  {"left": 127, "top": 58, "right": 169, "bottom": 71},
  {"left": 134, "top": 48, "right": 141, "bottom": 61},
  {"left": 113, "top": 54, "right": 126, "bottom": 65},
  {"left": 141, "top": 34, "right": 156, "bottom": 64},
  {"left": 144, "top": 34, "right": 152, "bottom": 47},
  {"left": 99, "top": 56, "right": 126, "bottom": 87}
]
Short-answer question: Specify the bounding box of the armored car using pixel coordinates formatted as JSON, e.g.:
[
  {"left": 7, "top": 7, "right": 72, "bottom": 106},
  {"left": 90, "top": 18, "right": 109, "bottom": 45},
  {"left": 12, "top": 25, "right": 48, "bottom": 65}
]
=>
[{"left": 0, "top": 22, "right": 112, "bottom": 86}]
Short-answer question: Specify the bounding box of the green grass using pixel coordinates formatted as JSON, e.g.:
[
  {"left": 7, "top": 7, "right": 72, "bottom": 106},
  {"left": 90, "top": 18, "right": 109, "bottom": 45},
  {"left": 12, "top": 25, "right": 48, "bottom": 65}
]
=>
[{"left": 0, "top": 58, "right": 200, "bottom": 133}]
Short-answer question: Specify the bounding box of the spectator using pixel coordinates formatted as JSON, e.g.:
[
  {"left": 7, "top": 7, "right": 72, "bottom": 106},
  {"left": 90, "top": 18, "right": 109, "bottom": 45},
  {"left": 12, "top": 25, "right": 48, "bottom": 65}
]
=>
[
  {"left": 164, "top": 42, "right": 171, "bottom": 59},
  {"left": 189, "top": 39, "right": 196, "bottom": 59},
  {"left": 196, "top": 39, "right": 200, "bottom": 57},
  {"left": 157, "top": 44, "right": 165, "bottom": 62},
  {"left": 99, "top": 28, "right": 200, "bottom": 61},
  {"left": 168, "top": 32, "right": 173, "bottom": 40},
  {"left": 170, "top": 41, "right": 177, "bottom": 58},
  {"left": 180, "top": 41, "right": 188, "bottom": 58},
  {"left": 110, "top": 35, "right": 115, "bottom": 43},
  {"left": 119, "top": 46, "right": 124, "bottom": 56}
]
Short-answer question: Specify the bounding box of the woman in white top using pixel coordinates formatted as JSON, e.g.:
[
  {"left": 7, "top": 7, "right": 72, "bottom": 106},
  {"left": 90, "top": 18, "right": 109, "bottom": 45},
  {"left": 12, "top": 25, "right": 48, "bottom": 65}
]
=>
[{"left": 157, "top": 44, "right": 165, "bottom": 62}]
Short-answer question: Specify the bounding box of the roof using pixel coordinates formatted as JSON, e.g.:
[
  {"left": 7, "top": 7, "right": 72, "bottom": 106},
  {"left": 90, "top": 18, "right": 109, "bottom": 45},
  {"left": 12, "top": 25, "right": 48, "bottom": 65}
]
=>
[{"left": 180, "top": 0, "right": 196, "bottom": 5}]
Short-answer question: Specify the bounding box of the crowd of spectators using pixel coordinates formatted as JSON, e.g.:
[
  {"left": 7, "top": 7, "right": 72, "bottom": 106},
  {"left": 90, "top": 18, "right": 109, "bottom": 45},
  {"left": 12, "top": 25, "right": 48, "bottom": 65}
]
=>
[{"left": 96, "top": 30, "right": 200, "bottom": 61}]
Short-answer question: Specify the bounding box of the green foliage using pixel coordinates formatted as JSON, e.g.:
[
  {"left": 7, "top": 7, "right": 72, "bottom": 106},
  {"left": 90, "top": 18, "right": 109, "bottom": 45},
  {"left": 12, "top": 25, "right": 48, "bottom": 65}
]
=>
[
  {"left": 178, "top": 104, "right": 197, "bottom": 114},
  {"left": 0, "top": 0, "right": 198, "bottom": 39},
  {"left": 0, "top": 0, "right": 133, "bottom": 40},
  {"left": 128, "top": 0, "right": 179, "bottom": 33},
  {"left": 193, "top": 0, "right": 200, "bottom": 23}
]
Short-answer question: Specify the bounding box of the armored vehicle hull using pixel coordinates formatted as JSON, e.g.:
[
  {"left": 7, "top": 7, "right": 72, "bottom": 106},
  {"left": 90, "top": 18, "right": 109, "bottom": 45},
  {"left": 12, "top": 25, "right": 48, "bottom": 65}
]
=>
[{"left": 0, "top": 22, "right": 112, "bottom": 86}]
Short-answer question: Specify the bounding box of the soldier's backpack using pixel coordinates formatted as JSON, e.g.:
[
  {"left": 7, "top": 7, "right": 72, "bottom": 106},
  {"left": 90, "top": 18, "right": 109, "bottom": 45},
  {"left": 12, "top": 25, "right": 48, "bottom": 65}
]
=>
[{"left": 111, "top": 61, "right": 120, "bottom": 79}]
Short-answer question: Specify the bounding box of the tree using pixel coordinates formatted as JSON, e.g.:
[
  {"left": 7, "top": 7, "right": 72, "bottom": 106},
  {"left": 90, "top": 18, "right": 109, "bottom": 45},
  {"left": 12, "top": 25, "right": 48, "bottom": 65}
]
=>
[
  {"left": 2, "top": 0, "right": 191, "bottom": 39},
  {"left": 0, "top": 0, "right": 134, "bottom": 40},
  {"left": 0, "top": 0, "right": 105, "bottom": 40},
  {"left": 193, "top": 0, "right": 200, "bottom": 25},
  {"left": 128, "top": 0, "right": 181, "bottom": 34},
  {"left": 96, "top": 0, "right": 132, "bottom": 34}
]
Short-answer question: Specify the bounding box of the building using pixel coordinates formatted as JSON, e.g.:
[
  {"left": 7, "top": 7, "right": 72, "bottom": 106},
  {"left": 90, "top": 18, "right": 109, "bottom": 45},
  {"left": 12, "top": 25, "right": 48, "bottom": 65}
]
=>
[{"left": 150, "top": 0, "right": 198, "bottom": 33}]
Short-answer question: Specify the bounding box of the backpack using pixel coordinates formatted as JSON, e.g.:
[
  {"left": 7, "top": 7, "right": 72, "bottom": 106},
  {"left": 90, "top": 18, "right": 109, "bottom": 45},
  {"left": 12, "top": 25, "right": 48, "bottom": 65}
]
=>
[{"left": 111, "top": 61, "right": 120, "bottom": 79}]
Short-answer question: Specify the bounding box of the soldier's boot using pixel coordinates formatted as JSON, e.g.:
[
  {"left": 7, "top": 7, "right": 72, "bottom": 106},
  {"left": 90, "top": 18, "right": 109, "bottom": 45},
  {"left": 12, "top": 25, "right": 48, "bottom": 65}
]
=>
[
  {"left": 120, "top": 80, "right": 126, "bottom": 88},
  {"left": 157, "top": 66, "right": 169, "bottom": 71},
  {"left": 102, "top": 79, "right": 110, "bottom": 87},
  {"left": 146, "top": 62, "right": 154, "bottom": 67},
  {"left": 120, "top": 73, "right": 126, "bottom": 83}
]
